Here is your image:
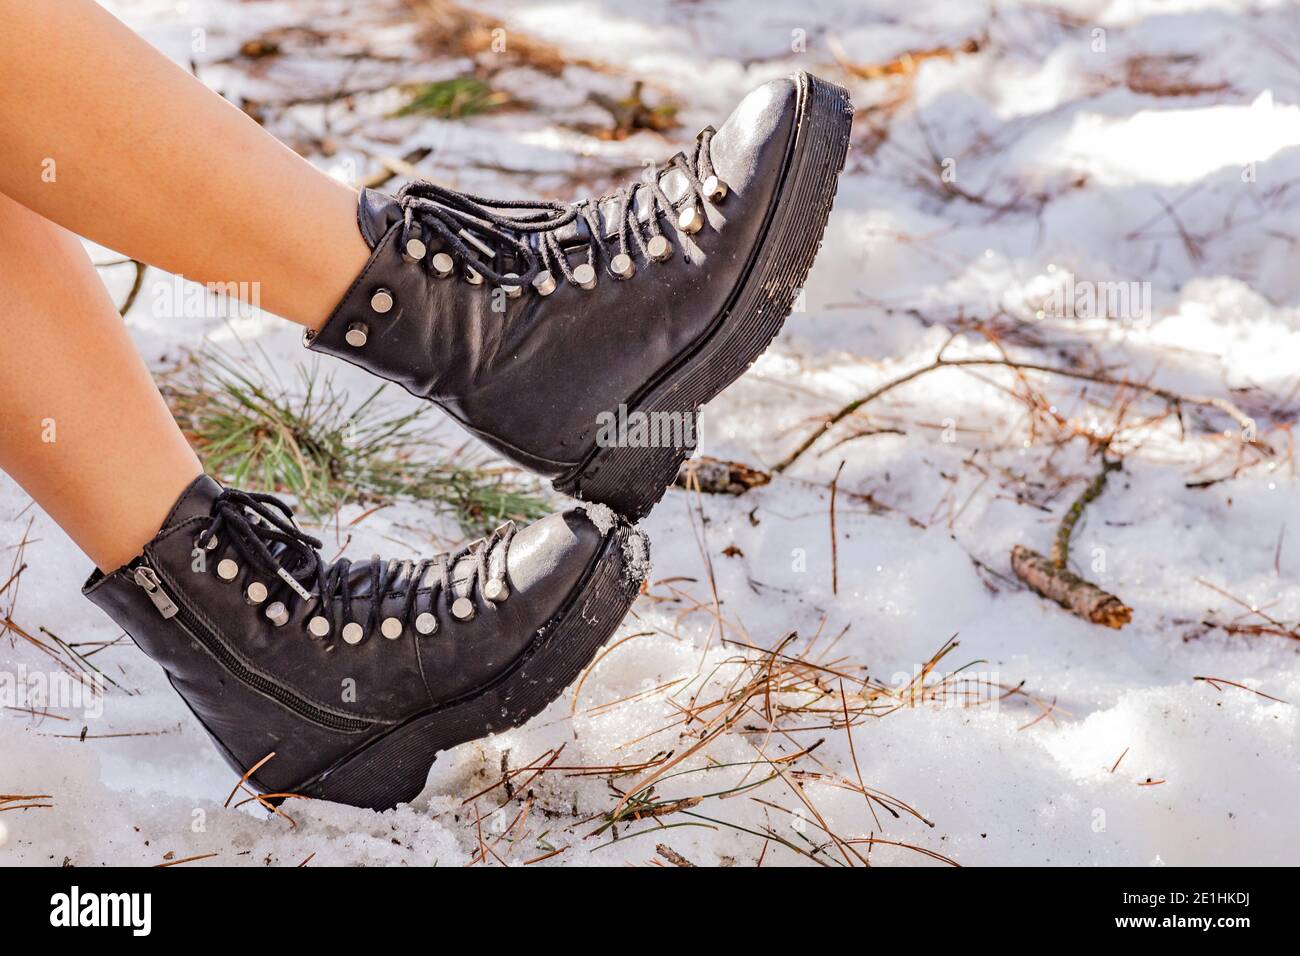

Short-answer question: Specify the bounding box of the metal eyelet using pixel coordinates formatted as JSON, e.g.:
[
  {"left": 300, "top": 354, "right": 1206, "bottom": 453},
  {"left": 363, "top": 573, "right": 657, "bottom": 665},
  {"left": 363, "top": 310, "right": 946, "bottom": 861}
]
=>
[
  {"left": 483, "top": 579, "right": 509, "bottom": 603},
  {"left": 342, "top": 622, "right": 365, "bottom": 645},
  {"left": 380, "top": 617, "right": 403, "bottom": 640},
  {"left": 647, "top": 235, "right": 672, "bottom": 261},
  {"left": 216, "top": 559, "right": 239, "bottom": 581},
  {"left": 265, "top": 601, "right": 290, "bottom": 627},
  {"left": 245, "top": 582, "right": 268, "bottom": 605},
  {"left": 451, "top": 596, "right": 476, "bottom": 621},
  {"left": 415, "top": 612, "right": 438, "bottom": 635},
  {"left": 572, "top": 263, "right": 597, "bottom": 290},
  {"left": 702, "top": 175, "right": 728, "bottom": 203},
  {"left": 307, "top": 615, "right": 331, "bottom": 638}
]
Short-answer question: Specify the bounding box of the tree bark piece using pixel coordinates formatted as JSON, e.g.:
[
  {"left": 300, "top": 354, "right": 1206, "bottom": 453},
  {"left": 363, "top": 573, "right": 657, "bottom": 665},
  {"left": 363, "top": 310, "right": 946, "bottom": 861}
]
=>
[
  {"left": 1011, "top": 545, "right": 1133, "bottom": 629},
  {"left": 655, "top": 844, "right": 696, "bottom": 867},
  {"left": 676, "top": 456, "right": 771, "bottom": 496}
]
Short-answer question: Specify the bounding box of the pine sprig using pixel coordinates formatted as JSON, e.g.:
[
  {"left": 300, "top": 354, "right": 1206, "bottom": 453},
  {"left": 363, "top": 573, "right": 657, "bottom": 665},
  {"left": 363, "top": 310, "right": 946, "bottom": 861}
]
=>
[{"left": 162, "top": 346, "right": 548, "bottom": 537}]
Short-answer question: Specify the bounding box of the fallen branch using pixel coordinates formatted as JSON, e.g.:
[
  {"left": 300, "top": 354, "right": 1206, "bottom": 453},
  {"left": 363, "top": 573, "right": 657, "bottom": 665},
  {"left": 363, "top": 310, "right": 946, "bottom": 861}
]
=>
[
  {"left": 361, "top": 146, "right": 434, "bottom": 190},
  {"left": 675, "top": 456, "right": 771, "bottom": 496},
  {"left": 829, "top": 33, "right": 983, "bottom": 80},
  {"left": 1052, "top": 457, "right": 1121, "bottom": 566},
  {"left": 1011, "top": 546, "right": 1132, "bottom": 629},
  {"left": 775, "top": 352, "right": 1265, "bottom": 473},
  {"left": 1010, "top": 454, "right": 1133, "bottom": 629},
  {"left": 655, "top": 844, "right": 696, "bottom": 867}
]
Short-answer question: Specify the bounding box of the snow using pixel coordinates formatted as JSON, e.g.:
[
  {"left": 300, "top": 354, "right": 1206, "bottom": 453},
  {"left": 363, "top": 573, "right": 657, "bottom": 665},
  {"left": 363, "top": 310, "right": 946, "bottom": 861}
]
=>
[{"left": 2, "top": 0, "right": 1298, "bottom": 866}]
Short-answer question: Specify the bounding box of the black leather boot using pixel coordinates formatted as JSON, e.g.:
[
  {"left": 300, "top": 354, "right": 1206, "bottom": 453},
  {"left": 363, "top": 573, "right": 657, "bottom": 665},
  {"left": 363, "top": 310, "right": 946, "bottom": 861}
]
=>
[
  {"left": 306, "top": 71, "right": 853, "bottom": 518},
  {"left": 83, "top": 475, "right": 648, "bottom": 810}
]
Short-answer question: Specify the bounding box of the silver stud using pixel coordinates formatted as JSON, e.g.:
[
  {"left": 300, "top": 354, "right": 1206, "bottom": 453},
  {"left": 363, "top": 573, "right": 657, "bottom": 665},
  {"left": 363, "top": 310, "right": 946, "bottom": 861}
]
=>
[
  {"left": 307, "top": 615, "right": 331, "bottom": 638},
  {"left": 500, "top": 273, "right": 522, "bottom": 298},
  {"left": 199, "top": 533, "right": 219, "bottom": 551},
  {"left": 702, "top": 174, "right": 728, "bottom": 203},
  {"left": 483, "top": 579, "right": 509, "bottom": 603},
  {"left": 405, "top": 238, "right": 427, "bottom": 261},
  {"left": 217, "top": 558, "right": 239, "bottom": 581},
  {"left": 265, "top": 601, "right": 289, "bottom": 627},
  {"left": 572, "top": 263, "right": 597, "bottom": 290},
  {"left": 380, "top": 617, "right": 403, "bottom": 640},
  {"left": 465, "top": 268, "right": 483, "bottom": 286},
  {"left": 677, "top": 204, "right": 704, "bottom": 234},
  {"left": 345, "top": 322, "right": 369, "bottom": 348},
  {"left": 451, "top": 596, "right": 476, "bottom": 621},
  {"left": 415, "top": 612, "right": 438, "bottom": 635},
  {"left": 370, "top": 289, "right": 394, "bottom": 314},
  {"left": 342, "top": 622, "right": 365, "bottom": 645},
  {"left": 532, "top": 270, "right": 556, "bottom": 296},
  {"left": 245, "top": 581, "right": 268, "bottom": 605},
  {"left": 432, "top": 252, "right": 455, "bottom": 278},
  {"left": 647, "top": 235, "right": 672, "bottom": 262},
  {"left": 609, "top": 253, "right": 635, "bottom": 280}
]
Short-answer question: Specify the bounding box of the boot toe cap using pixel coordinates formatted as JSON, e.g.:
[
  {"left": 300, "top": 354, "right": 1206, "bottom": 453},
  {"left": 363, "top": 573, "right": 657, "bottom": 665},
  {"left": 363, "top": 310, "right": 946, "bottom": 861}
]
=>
[
  {"left": 708, "top": 76, "right": 799, "bottom": 193},
  {"left": 506, "top": 507, "right": 609, "bottom": 617}
]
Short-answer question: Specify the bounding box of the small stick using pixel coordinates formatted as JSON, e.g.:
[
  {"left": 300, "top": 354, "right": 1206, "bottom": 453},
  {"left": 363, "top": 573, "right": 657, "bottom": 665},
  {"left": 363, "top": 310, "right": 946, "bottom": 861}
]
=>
[
  {"left": 1011, "top": 545, "right": 1132, "bottom": 628},
  {"left": 776, "top": 355, "right": 1264, "bottom": 473},
  {"left": 675, "top": 456, "right": 771, "bottom": 495},
  {"left": 655, "top": 844, "right": 696, "bottom": 867},
  {"left": 1052, "top": 457, "right": 1121, "bottom": 567},
  {"left": 154, "top": 852, "right": 219, "bottom": 868},
  {"left": 1011, "top": 450, "right": 1133, "bottom": 629},
  {"left": 119, "top": 260, "right": 147, "bottom": 317},
  {"left": 829, "top": 460, "right": 845, "bottom": 596}
]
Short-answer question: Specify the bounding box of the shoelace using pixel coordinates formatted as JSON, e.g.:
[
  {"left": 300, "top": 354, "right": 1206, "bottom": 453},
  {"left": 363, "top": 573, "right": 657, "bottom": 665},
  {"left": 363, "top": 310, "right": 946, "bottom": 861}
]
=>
[
  {"left": 196, "top": 490, "right": 515, "bottom": 645},
  {"left": 394, "top": 126, "right": 720, "bottom": 290}
]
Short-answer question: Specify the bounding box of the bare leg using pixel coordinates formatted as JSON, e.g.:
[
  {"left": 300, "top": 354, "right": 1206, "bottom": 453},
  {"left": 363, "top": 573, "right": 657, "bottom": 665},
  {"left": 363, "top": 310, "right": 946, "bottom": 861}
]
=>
[
  {"left": 0, "top": 192, "right": 202, "bottom": 571},
  {"left": 0, "top": 0, "right": 369, "bottom": 331}
]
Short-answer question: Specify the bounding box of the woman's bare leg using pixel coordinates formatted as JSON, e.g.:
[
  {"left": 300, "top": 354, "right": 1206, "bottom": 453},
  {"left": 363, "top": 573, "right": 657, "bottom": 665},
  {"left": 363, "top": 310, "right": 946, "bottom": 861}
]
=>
[
  {"left": 0, "top": 192, "right": 202, "bottom": 571},
  {"left": 0, "top": 0, "right": 368, "bottom": 331}
]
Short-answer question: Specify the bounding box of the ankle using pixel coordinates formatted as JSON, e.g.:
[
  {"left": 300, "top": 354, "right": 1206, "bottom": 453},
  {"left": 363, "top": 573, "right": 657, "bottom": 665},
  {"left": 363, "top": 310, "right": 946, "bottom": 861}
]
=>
[{"left": 88, "top": 461, "right": 204, "bottom": 573}]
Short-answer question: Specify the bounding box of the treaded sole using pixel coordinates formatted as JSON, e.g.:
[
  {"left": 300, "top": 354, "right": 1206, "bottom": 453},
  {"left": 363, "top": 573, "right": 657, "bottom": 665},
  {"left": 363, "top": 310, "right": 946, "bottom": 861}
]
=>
[
  {"left": 555, "top": 71, "right": 854, "bottom": 519},
  {"left": 292, "top": 524, "right": 648, "bottom": 811}
]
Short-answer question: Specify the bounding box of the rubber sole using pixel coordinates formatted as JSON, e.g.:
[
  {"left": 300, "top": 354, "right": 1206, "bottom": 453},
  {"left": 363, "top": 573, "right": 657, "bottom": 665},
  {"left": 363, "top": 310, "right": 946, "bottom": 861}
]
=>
[
  {"left": 292, "top": 524, "right": 648, "bottom": 810},
  {"left": 555, "top": 71, "right": 854, "bottom": 519}
]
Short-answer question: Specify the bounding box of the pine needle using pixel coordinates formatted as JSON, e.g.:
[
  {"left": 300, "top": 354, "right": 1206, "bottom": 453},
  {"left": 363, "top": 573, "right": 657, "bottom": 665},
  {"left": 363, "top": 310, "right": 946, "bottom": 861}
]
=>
[{"left": 162, "top": 347, "right": 547, "bottom": 537}]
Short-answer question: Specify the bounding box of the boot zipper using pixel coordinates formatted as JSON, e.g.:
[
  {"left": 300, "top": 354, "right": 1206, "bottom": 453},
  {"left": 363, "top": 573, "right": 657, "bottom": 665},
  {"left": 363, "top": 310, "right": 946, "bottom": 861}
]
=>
[
  {"left": 132, "top": 566, "right": 178, "bottom": 618},
  {"left": 132, "top": 559, "right": 373, "bottom": 733}
]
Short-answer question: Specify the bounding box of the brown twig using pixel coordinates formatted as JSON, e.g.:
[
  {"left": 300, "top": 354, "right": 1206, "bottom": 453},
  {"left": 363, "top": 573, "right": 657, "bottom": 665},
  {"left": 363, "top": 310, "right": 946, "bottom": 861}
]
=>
[
  {"left": 1010, "top": 449, "right": 1133, "bottom": 629},
  {"left": 117, "top": 260, "right": 147, "bottom": 317},
  {"left": 775, "top": 353, "right": 1265, "bottom": 473},
  {"left": 655, "top": 844, "right": 696, "bottom": 867},
  {"left": 1194, "top": 675, "right": 1289, "bottom": 704},
  {"left": 829, "top": 461, "right": 845, "bottom": 596},
  {"left": 675, "top": 456, "right": 771, "bottom": 495},
  {"left": 1011, "top": 545, "right": 1132, "bottom": 628},
  {"left": 1051, "top": 456, "right": 1121, "bottom": 567}
]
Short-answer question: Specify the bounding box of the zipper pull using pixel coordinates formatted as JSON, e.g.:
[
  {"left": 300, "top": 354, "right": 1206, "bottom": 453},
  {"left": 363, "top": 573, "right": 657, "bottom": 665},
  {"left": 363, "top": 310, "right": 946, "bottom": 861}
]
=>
[{"left": 133, "top": 565, "right": 179, "bottom": 619}]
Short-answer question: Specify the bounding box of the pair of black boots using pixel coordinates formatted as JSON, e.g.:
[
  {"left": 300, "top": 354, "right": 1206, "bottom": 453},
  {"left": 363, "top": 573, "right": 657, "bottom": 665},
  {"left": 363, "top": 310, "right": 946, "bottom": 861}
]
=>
[{"left": 85, "top": 73, "right": 853, "bottom": 809}]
